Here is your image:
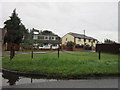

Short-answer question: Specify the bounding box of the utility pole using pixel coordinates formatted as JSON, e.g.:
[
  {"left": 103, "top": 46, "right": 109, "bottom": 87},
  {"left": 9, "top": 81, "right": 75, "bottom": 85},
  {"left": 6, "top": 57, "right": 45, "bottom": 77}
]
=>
[
  {"left": 58, "top": 44, "right": 60, "bottom": 58},
  {"left": 84, "top": 30, "right": 85, "bottom": 46}
]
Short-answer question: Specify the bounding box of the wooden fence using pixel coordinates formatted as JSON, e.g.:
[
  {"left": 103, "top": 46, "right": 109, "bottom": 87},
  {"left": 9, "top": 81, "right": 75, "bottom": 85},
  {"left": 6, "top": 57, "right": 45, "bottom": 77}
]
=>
[{"left": 96, "top": 43, "right": 120, "bottom": 54}]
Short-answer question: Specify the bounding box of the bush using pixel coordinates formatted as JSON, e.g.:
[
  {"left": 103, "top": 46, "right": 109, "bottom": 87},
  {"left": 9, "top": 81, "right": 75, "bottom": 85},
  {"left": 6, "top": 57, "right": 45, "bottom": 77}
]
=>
[
  {"left": 38, "top": 43, "right": 44, "bottom": 47},
  {"left": 66, "top": 41, "right": 75, "bottom": 49},
  {"left": 21, "top": 39, "right": 35, "bottom": 49},
  {"left": 75, "top": 44, "right": 84, "bottom": 48},
  {"left": 84, "top": 45, "right": 92, "bottom": 50}
]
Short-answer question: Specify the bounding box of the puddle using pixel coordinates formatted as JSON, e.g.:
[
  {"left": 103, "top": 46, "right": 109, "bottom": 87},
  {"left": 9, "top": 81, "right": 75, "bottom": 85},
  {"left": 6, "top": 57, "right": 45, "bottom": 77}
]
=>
[{"left": 2, "top": 71, "right": 57, "bottom": 86}]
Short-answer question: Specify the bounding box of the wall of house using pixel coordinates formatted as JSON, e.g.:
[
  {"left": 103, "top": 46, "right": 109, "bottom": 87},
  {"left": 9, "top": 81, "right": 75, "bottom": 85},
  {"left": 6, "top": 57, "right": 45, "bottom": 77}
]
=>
[
  {"left": 33, "top": 35, "right": 38, "bottom": 40},
  {"left": 0, "top": 43, "right": 1, "bottom": 51},
  {"left": 86, "top": 39, "right": 91, "bottom": 46},
  {"left": 75, "top": 38, "right": 84, "bottom": 45},
  {"left": 72, "top": 37, "right": 98, "bottom": 47},
  {"left": 93, "top": 40, "right": 98, "bottom": 47},
  {"left": 62, "top": 33, "right": 98, "bottom": 47},
  {"left": 33, "top": 35, "right": 57, "bottom": 40},
  {"left": 0, "top": 28, "right": 2, "bottom": 51},
  {"left": 75, "top": 38, "right": 95, "bottom": 46},
  {"left": 86, "top": 39, "right": 98, "bottom": 47},
  {"left": 62, "top": 34, "right": 74, "bottom": 45}
]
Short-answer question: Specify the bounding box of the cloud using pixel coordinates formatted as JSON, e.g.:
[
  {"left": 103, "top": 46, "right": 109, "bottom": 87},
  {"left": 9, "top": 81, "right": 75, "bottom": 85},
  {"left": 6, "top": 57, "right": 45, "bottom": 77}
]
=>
[{"left": 1, "top": 2, "right": 118, "bottom": 42}]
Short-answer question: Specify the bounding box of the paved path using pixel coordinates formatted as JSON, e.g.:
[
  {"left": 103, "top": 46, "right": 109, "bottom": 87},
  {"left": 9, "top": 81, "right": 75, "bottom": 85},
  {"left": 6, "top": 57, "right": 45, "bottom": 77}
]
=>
[
  {"left": 1, "top": 51, "right": 57, "bottom": 56},
  {"left": 3, "top": 78, "right": 118, "bottom": 88},
  {"left": 1, "top": 50, "right": 95, "bottom": 56}
]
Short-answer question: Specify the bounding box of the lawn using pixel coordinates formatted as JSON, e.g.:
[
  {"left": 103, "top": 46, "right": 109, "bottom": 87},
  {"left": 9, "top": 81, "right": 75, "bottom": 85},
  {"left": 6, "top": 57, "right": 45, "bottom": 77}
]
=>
[{"left": 2, "top": 51, "right": 119, "bottom": 76}]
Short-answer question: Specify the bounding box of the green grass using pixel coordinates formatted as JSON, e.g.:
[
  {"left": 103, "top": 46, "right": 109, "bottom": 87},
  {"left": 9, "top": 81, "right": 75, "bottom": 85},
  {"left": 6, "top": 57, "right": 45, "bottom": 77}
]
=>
[{"left": 2, "top": 51, "right": 119, "bottom": 76}]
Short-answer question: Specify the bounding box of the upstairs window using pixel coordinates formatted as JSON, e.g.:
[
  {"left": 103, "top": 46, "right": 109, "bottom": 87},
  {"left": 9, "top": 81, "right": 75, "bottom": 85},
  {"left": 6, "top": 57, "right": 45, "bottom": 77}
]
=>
[
  {"left": 56, "top": 37, "right": 58, "bottom": 40},
  {"left": 49, "top": 37, "right": 51, "bottom": 40},
  {"left": 89, "top": 39, "right": 91, "bottom": 42},
  {"left": 78, "top": 38, "right": 81, "bottom": 41},
  {"left": 52, "top": 37, "right": 54, "bottom": 40},
  {"left": 66, "top": 38, "right": 67, "bottom": 41},
  {"left": 45, "top": 36, "right": 48, "bottom": 40}
]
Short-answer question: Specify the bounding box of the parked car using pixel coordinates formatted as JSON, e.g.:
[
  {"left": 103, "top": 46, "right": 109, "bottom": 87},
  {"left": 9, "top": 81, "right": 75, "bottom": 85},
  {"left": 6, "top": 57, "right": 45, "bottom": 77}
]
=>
[
  {"left": 52, "top": 46, "right": 58, "bottom": 49},
  {"left": 39, "top": 46, "right": 50, "bottom": 49}
]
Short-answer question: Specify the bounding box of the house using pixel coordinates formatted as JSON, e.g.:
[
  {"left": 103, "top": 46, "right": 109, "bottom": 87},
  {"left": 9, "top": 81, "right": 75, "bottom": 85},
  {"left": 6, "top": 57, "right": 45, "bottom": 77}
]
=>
[
  {"left": 0, "top": 28, "right": 7, "bottom": 51},
  {"left": 0, "top": 28, "right": 2, "bottom": 51},
  {"left": 62, "top": 32, "right": 98, "bottom": 47},
  {"left": 33, "top": 30, "right": 61, "bottom": 49},
  {"left": 1, "top": 28, "right": 20, "bottom": 51}
]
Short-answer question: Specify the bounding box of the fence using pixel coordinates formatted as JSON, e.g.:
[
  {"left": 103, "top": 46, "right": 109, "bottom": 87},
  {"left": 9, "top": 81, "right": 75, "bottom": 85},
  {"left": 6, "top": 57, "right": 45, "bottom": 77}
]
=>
[
  {"left": 7, "top": 43, "right": 20, "bottom": 51},
  {"left": 96, "top": 43, "right": 120, "bottom": 54}
]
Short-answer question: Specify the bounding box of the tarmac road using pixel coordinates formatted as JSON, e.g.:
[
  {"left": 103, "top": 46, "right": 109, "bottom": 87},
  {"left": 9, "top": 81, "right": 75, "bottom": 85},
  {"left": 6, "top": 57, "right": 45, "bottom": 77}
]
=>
[
  {"left": 1, "top": 51, "right": 119, "bottom": 88},
  {"left": 3, "top": 78, "right": 118, "bottom": 88}
]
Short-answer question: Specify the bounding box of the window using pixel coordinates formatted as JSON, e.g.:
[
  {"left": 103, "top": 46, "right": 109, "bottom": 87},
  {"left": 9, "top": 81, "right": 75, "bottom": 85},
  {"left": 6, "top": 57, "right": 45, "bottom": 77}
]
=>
[
  {"left": 89, "top": 39, "right": 91, "bottom": 42},
  {"left": 45, "top": 36, "right": 48, "bottom": 39},
  {"left": 78, "top": 38, "right": 81, "bottom": 41},
  {"left": 84, "top": 39, "right": 86, "bottom": 42},
  {"left": 38, "top": 36, "right": 44, "bottom": 40},
  {"left": 66, "top": 38, "right": 67, "bottom": 41},
  {"left": 56, "top": 37, "right": 58, "bottom": 40},
  {"left": 49, "top": 36, "right": 51, "bottom": 40},
  {"left": 52, "top": 37, "right": 54, "bottom": 40},
  {"left": 33, "top": 35, "right": 37, "bottom": 39}
]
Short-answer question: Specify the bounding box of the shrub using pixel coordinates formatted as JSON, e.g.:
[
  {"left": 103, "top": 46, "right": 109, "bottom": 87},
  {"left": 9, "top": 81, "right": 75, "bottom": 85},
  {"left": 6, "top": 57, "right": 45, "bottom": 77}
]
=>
[{"left": 66, "top": 41, "right": 75, "bottom": 49}]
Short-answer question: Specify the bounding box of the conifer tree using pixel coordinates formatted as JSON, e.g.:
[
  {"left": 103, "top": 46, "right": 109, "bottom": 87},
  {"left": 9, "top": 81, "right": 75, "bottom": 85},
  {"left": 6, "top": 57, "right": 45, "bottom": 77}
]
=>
[{"left": 4, "top": 9, "right": 27, "bottom": 60}]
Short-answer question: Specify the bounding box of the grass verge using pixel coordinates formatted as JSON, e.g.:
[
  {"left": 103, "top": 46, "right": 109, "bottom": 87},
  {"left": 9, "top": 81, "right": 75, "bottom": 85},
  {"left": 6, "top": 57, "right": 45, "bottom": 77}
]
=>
[{"left": 2, "top": 51, "right": 119, "bottom": 76}]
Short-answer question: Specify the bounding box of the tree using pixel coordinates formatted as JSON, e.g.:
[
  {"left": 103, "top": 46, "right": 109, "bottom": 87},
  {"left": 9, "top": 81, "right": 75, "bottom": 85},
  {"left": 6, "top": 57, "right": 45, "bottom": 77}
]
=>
[
  {"left": 104, "top": 39, "right": 116, "bottom": 44},
  {"left": 3, "top": 9, "right": 27, "bottom": 60},
  {"left": 42, "top": 30, "right": 55, "bottom": 35}
]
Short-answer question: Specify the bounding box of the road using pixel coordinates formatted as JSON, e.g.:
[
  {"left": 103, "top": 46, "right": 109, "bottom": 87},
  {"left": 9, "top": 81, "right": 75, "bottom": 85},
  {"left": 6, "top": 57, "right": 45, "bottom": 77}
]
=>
[
  {"left": 2, "top": 78, "right": 118, "bottom": 88},
  {"left": 1, "top": 51, "right": 119, "bottom": 88}
]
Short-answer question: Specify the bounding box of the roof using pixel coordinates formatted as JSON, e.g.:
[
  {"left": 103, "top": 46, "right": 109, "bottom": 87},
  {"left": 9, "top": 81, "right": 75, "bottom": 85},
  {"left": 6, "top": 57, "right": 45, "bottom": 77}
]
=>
[
  {"left": 33, "top": 30, "right": 59, "bottom": 37},
  {"left": 69, "top": 32, "right": 97, "bottom": 40},
  {"left": 33, "top": 34, "right": 59, "bottom": 37},
  {"left": 35, "top": 40, "right": 61, "bottom": 44}
]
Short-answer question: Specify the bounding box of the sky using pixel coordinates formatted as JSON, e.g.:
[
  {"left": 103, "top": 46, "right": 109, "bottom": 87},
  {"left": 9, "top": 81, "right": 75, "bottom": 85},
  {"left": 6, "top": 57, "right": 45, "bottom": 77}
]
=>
[{"left": 0, "top": 0, "right": 119, "bottom": 43}]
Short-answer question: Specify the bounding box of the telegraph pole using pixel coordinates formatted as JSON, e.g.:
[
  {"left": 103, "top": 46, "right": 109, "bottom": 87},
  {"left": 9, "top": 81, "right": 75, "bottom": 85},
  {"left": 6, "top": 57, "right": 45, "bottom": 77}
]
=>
[{"left": 84, "top": 30, "right": 85, "bottom": 46}]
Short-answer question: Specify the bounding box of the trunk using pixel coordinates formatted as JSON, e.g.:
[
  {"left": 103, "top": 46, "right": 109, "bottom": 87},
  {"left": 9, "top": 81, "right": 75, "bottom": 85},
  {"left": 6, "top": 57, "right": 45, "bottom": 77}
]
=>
[{"left": 10, "top": 49, "right": 15, "bottom": 60}]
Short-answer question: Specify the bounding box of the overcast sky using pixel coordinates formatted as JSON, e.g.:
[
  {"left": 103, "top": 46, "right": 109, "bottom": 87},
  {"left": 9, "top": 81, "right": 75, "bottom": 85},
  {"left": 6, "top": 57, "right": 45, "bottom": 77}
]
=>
[{"left": 0, "top": 1, "right": 118, "bottom": 42}]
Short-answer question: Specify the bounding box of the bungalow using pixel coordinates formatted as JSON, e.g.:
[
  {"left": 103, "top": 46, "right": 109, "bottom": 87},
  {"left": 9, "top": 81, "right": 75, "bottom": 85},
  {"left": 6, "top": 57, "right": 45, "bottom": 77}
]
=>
[
  {"left": 62, "top": 32, "right": 98, "bottom": 47},
  {"left": 33, "top": 30, "right": 61, "bottom": 49}
]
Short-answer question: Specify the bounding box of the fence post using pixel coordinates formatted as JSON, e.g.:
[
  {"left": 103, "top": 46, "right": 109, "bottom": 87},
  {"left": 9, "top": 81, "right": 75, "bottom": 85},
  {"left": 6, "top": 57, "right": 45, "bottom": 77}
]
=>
[
  {"left": 58, "top": 45, "right": 60, "bottom": 58},
  {"left": 31, "top": 78, "right": 33, "bottom": 83},
  {"left": 31, "top": 50, "right": 33, "bottom": 59},
  {"left": 99, "top": 51, "right": 101, "bottom": 60}
]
